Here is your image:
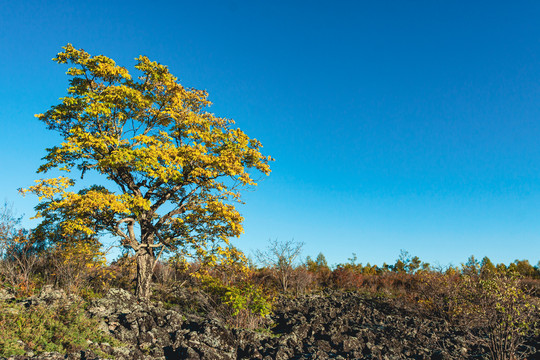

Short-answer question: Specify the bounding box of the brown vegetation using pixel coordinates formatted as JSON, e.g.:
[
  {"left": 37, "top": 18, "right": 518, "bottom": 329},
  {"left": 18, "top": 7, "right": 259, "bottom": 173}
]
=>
[{"left": 1, "top": 208, "right": 539, "bottom": 359}]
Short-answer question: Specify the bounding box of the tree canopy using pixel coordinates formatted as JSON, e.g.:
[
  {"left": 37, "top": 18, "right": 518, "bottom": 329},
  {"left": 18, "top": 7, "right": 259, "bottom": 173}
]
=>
[{"left": 23, "top": 44, "right": 272, "bottom": 298}]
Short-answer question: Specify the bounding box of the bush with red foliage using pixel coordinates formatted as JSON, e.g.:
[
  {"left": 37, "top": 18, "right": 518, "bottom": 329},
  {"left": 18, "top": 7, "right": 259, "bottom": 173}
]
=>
[{"left": 330, "top": 265, "right": 364, "bottom": 290}]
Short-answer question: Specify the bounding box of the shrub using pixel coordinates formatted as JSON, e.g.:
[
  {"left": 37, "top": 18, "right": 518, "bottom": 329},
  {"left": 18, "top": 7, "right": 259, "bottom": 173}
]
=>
[
  {"left": 168, "top": 247, "right": 276, "bottom": 329},
  {"left": 108, "top": 252, "right": 137, "bottom": 293},
  {"left": 417, "top": 270, "right": 539, "bottom": 359},
  {"left": 416, "top": 271, "right": 463, "bottom": 323},
  {"left": 0, "top": 230, "right": 41, "bottom": 297},
  {"left": 0, "top": 299, "right": 120, "bottom": 357},
  {"left": 0, "top": 203, "right": 41, "bottom": 297},
  {"left": 200, "top": 274, "right": 273, "bottom": 329},
  {"left": 305, "top": 253, "right": 332, "bottom": 289},
  {"left": 49, "top": 239, "right": 113, "bottom": 295},
  {"left": 459, "top": 273, "right": 539, "bottom": 360},
  {"left": 331, "top": 265, "right": 364, "bottom": 290},
  {"left": 290, "top": 266, "right": 317, "bottom": 295}
]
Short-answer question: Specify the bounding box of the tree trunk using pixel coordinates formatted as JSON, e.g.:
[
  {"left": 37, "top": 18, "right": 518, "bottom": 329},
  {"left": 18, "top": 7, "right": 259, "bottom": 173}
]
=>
[{"left": 135, "top": 247, "right": 154, "bottom": 299}]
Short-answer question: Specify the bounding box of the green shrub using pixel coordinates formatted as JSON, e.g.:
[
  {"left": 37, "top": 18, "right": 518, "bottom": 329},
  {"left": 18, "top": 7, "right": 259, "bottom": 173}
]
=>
[
  {"left": 201, "top": 275, "right": 273, "bottom": 329},
  {"left": 0, "top": 300, "right": 120, "bottom": 357},
  {"left": 459, "top": 273, "right": 539, "bottom": 360},
  {"left": 417, "top": 271, "right": 539, "bottom": 360}
]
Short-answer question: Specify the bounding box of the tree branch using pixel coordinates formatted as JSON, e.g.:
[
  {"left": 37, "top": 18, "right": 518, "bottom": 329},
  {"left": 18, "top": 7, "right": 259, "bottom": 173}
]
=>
[{"left": 116, "top": 218, "right": 140, "bottom": 250}]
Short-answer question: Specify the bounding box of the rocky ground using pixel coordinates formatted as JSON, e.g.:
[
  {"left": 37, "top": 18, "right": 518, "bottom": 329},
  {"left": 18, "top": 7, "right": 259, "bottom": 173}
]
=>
[{"left": 3, "top": 287, "right": 540, "bottom": 360}]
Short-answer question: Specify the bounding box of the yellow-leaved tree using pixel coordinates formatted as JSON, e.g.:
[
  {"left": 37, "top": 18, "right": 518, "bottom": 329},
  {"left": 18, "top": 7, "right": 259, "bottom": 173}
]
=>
[{"left": 23, "top": 44, "right": 271, "bottom": 299}]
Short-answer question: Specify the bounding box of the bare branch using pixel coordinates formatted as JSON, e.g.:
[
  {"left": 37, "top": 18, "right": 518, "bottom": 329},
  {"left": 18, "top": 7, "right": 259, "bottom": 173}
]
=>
[
  {"left": 116, "top": 218, "right": 139, "bottom": 250},
  {"left": 152, "top": 244, "right": 166, "bottom": 272}
]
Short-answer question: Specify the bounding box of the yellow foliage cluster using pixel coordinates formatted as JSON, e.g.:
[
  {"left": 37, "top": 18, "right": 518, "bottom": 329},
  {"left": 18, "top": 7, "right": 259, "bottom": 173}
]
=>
[{"left": 23, "top": 44, "right": 271, "bottom": 297}]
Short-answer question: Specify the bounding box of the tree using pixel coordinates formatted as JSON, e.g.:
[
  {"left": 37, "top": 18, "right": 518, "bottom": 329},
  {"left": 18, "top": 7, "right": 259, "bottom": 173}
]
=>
[
  {"left": 255, "top": 239, "right": 303, "bottom": 293},
  {"left": 480, "top": 256, "right": 496, "bottom": 278},
  {"left": 23, "top": 44, "right": 272, "bottom": 299},
  {"left": 393, "top": 250, "right": 420, "bottom": 274},
  {"left": 306, "top": 252, "right": 331, "bottom": 287},
  {"left": 510, "top": 259, "right": 538, "bottom": 278},
  {"left": 462, "top": 255, "right": 480, "bottom": 276},
  {"left": 306, "top": 252, "right": 329, "bottom": 272}
]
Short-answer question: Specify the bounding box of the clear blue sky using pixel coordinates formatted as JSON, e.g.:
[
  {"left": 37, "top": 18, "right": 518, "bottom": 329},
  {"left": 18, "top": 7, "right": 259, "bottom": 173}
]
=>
[{"left": 1, "top": 0, "right": 539, "bottom": 267}]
